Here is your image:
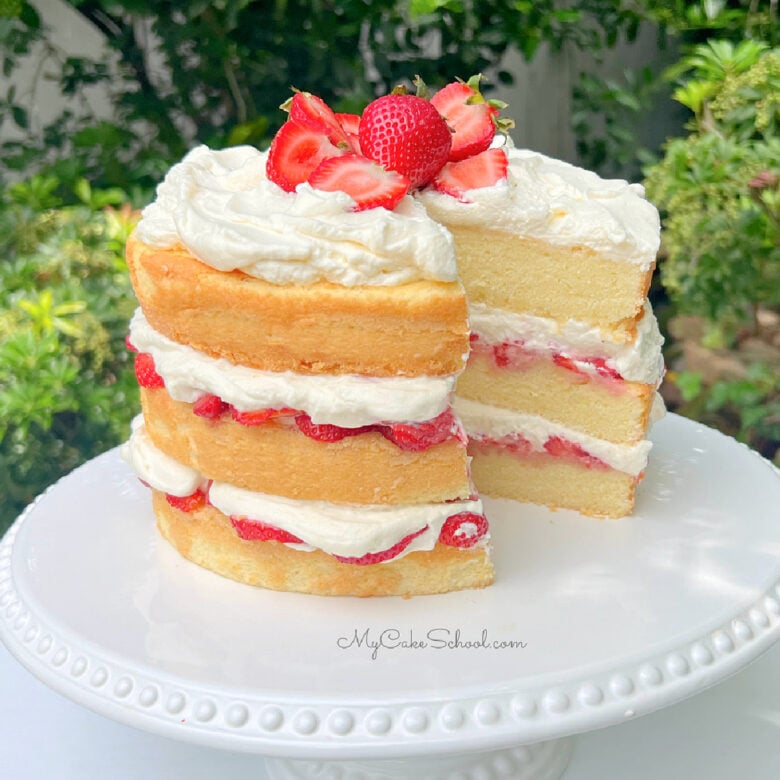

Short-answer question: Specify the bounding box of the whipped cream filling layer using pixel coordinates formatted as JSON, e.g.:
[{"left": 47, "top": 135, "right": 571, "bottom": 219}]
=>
[
  {"left": 417, "top": 146, "right": 660, "bottom": 270},
  {"left": 129, "top": 309, "right": 456, "bottom": 427},
  {"left": 469, "top": 301, "right": 665, "bottom": 385},
  {"left": 135, "top": 145, "right": 457, "bottom": 286},
  {"left": 121, "top": 420, "right": 485, "bottom": 560},
  {"left": 453, "top": 397, "right": 653, "bottom": 475},
  {"left": 120, "top": 416, "right": 207, "bottom": 496}
]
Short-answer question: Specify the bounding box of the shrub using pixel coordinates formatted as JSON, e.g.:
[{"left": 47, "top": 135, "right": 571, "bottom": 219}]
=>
[{"left": 0, "top": 186, "right": 139, "bottom": 534}]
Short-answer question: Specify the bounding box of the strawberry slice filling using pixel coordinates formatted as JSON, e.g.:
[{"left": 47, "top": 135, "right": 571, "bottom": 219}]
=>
[
  {"left": 165, "top": 487, "right": 209, "bottom": 512},
  {"left": 471, "top": 432, "right": 610, "bottom": 470},
  {"left": 228, "top": 507, "right": 489, "bottom": 563},
  {"left": 129, "top": 349, "right": 461, "bottom": 452},
  {"left": 469, "top": 334, "right": 624, "bottom": 384}
]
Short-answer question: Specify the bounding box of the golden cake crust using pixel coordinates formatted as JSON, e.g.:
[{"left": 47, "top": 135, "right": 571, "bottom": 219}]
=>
[
  {"left": 141, "top": 387, "right": 472, "bottom": 504},
  {"left": 127, "top": 233, "right": 469, "bottom": 377},
  {"left": 153, "top": 491, "right": 494, "bottom": 597}
]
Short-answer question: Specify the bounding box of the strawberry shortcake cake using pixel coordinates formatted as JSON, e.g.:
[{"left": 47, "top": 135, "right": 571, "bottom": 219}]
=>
[{"left": 122, "top": 81, "right": 503, "bottom": 596}]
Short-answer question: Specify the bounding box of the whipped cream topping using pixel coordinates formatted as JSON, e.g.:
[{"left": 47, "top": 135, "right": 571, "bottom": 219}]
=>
[
  {"left": 121, "top": 421, "right": 486, "bottom": 560},
  {"left": 129, "top": 310, "right": 457, "bottom": 427},
  {"left": 417, "top": 147, "right": 660, "bottom": 270},
  {"left": 469, "top": 301, "right": 665, "bottom": 385},
  {"left": 453, "top": 397, "right": 653, "bottom": 475},
  {"left": 135, "top": 145, "right": 457, "bottom": 286},
  {"left": 120, "top": 416, "right": 206, "bottom": 496}
]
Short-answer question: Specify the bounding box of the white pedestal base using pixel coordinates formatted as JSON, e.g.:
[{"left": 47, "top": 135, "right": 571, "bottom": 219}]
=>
[{"left": 265, "top": 738, "right": 573, "bottom": 779}]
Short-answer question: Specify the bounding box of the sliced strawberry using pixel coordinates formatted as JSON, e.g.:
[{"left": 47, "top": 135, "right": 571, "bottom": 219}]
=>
[
  {"left": 358, "top": 93, "right": 452, "bottom": 188},
  {"left": 439, "top": 511, "right": 488, "bottom": 548},
  {"left": 552, "top": 353, "right": 580, "bottom": 373},
  {"left": 336, "top": 113, "right": 363, "bottom": 153},
  {"left": 193, "top": 393, "right": 229, "bottom": 419},
  {"left": 431, "top": 148, "right": 508, "bottom": 199},
  {"left": 125, "top": 334, "right": 138, "bottom": 353},
  {"left": 231, "top": 516, "right": 304, "bottom": 544},
  {"left": 381, "top": 408, "right": 458, "bottom": 451},
  {"left": 287, "top": 92, "right": 350, "bottom": 146},
  {"left": 230, "top": 406, "right": 298, "bottom": 426},
  {"left": 492, "top": 342, "right": 533, "bottom": 370},
  {"left": 335, "top": 112, "right": 361, "bottom": 135},
  {"left": 308, "top": 153, "right": 410, "bottom": 211},
  {"left": 544, "top": 436, "right": 607, "bottom": 469},
  {"left": 505, "top": 434, "right": 534, "bottom": 456},
  {"left": 333, "top": 526, "right": 428, "bottom": 565},
  {"left": 430, "top": 79, "right": 497, "bottom": 161},
  {"left": 134, "top": 352, "right": 165, "bottom": 389},
  {"left": 294, "top": 412, "right": 375, "bottom": 442},
  {"left": 266, "top": 120, "right": 346, "bottom": 192},
  {"left": 166, "top": 489, "right": 207, "bottom": 513},
  {"left": 589, "top": 357, "right": 622, "bottom": 381}
]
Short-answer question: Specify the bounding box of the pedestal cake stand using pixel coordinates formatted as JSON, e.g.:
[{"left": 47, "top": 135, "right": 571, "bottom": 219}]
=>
[{"left": 1, "top": 414, "right": 779, "bottom": 780}]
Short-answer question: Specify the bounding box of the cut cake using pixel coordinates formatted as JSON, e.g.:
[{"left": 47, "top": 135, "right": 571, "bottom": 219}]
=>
[
  {"left": 121, "top": 140, "right": 494, "bottom": 597},
  {"left": 418, "top": 146, "right": 665, "bottom": 518}
]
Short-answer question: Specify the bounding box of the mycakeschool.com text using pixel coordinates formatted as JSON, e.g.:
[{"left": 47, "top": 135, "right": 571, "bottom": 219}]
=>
[{"left": 336, "top": 628, "right": 527, "bottom": 660}]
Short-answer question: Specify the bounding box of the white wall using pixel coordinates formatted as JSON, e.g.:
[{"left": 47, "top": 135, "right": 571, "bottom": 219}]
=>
[{"left": 2, "top": 0, "right": 114, "bottom": 142}]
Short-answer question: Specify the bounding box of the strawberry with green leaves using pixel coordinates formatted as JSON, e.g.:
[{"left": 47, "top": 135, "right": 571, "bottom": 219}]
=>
[{"left": 431, "top": 74, "right": 514, "bottom": 162}]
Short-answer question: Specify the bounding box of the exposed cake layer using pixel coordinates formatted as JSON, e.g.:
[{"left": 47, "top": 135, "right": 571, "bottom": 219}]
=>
[
  {"left": 127, "top": 233, "right": 469, "bottom": 377},
  {"left": 457, "top": 352, "right": 654, "bottom": 444},
  {"left": 467, "top": 446, "right": 637, "bottom": 519},
  {"left": 438, "top": 226, "right": 651, "bottom": 342},
  {"left": 455, "top": 397, "right": 654, "bottom": 517},
  {"left": 418, "top": 147, "right": 660, "bottom": 342},
  {"left": 468, "top": 302, "right": 664, "bottom": 385},
  {"left": 154, "top": 494, "right": 494, "bottom": 597},
  {"left": 140, "top": 388, "right": 472, "bottom": 503},
  {"left": 453, "top": 397, "right": 653, "bottom": 477},
  {"left": 460, "top": 302, "right": 663, "bottom": 444},
  {"left": 129, "top": 309, "right": 457, "bottom": 426}
]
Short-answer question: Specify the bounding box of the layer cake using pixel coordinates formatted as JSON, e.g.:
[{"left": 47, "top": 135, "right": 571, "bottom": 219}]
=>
[{"left": 122, "top": 144, "right": 493, "bottom": 596}]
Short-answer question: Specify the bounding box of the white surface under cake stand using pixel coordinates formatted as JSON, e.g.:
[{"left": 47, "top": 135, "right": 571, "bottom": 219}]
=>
[{"left": 1, "top": 413, "right": 779, "bottom": 780}]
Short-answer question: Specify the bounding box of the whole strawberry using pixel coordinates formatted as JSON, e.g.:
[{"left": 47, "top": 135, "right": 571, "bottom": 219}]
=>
[{"left": 358, "top": 92, "right": 451, "bottom": 189}]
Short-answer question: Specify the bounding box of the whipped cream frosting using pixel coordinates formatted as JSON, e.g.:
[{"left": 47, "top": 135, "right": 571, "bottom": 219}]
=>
[
  {"left": 135, "top": 145, "right": 457, "bottom": 286},
  {"left": 121, "top": 421, "right": 485, "bottom": 560},
  {"left": 453, "top": 397, "right": 653, "bottom": 475},
  {"left": 417, "top": 147, "right": 660, "bottom": 270},
  {"left": 129, "top": 309, "right": 456, "bottom": 427},
  {"left": 469, "top": 301, "right": 665, "bottom": 385},
  {"left": 120, "top": 416, "right": 206, "bottom": 496}
]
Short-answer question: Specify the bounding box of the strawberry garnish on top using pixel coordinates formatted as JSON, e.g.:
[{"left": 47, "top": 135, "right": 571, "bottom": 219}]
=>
[
  {"left": 308, "top": 153, "right": 410, "bottom": 211},
  {"left": 431, "top": 147, "right": 509, "bottom": 200},
  {"left": 285, "top": 91, "right": 351, "bottom": 147},
  {"left": 430, "top": 74, "right": 514, "bottom": 162},
  {"left": 265, "top": 78, "right": 513, "bottom": 206},
  {"left": 266, "top": 120, "right": 348, "bottom": 192},
  {"left": 335, "top": 112, "right": 362, "bottom": 153},
  {"left": 358, "top": 89, "right": 452, "bottom": 189}
]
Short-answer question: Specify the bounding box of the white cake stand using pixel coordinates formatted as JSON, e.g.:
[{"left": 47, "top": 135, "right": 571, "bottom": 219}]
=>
[{"left": 1, "top": 414, "right": 779, "bottom": 780}]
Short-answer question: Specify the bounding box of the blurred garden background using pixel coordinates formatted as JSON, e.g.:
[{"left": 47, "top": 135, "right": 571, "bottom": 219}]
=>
[{"left": 1, "top": 0, "right": 778, "bottom": 535}]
